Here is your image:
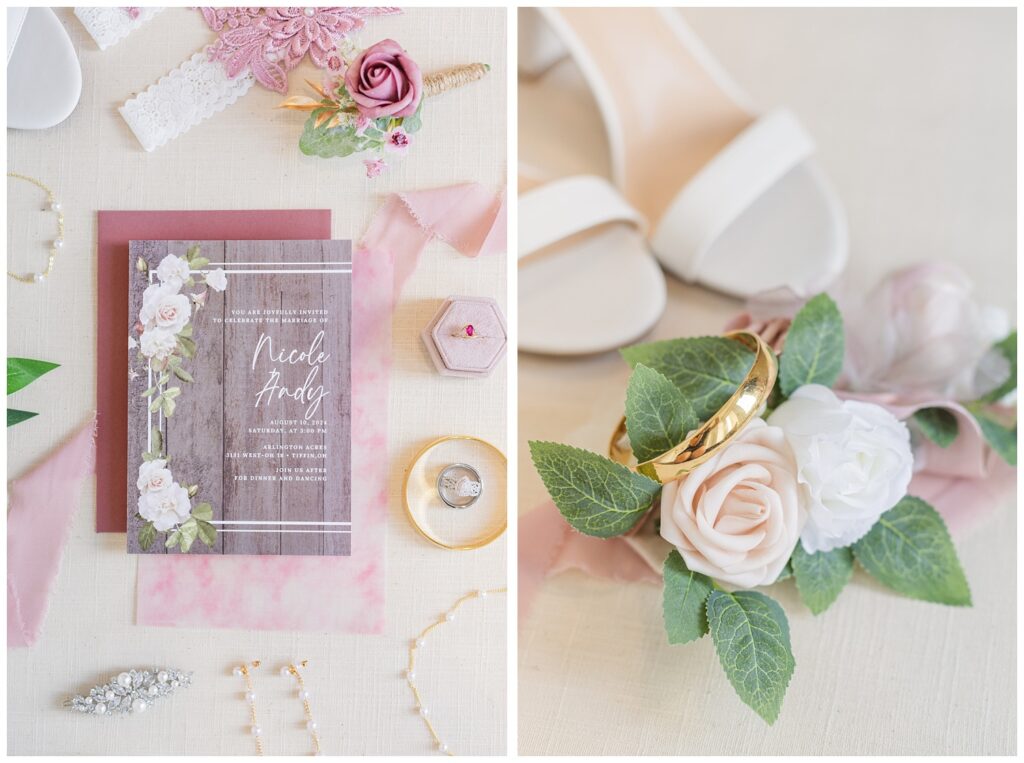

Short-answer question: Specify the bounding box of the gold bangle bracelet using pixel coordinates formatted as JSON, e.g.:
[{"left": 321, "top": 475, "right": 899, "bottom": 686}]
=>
[
  {"left": 608, "top": 330, "right": 777, "bottom": 484},
  {"left": 402, "top": 434, "right": 507, "bottom": 551}
]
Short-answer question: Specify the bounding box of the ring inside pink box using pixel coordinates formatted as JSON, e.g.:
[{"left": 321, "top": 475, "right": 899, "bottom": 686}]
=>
[{"left": 422, "top": 296, "right": 507, "bottom": 378}]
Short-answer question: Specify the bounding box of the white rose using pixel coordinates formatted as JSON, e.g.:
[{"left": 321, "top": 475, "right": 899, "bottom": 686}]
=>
[
  {"left": 659, "top": 419, "right": 808, "bottom": 588},
  {"left": 204, "top": 268, "right": 227, "bottom": 292},
  {"left": 137, "top": 481, "right": 191, "bottom": 532},
  {"left": 768, "top": 385, "right": 914, "bottom": 553},
  {"left": 139, "top": 282, "right": 191, "bottom": 333},
  {"left": 155, "top": 254, "right": 192, "bottom": 287},
  {"left": 843, "top": 262, "right": 1009, "bottom": 399},
  {"left": 139, "top": 327, "right": 177, "bottom": 361},
  {"left": 137, "top": 458, "right": 173, "bottom": 493}
]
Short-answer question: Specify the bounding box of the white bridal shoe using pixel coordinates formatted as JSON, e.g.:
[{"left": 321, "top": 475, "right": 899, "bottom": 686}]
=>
[
  {"left": 7, "top": 7, "right": 82, "bottom": 130},
  {"left": 519, "top": 171, "right": 666, "bottom": 356},
  {"left": 520, "top": 7, "right": 848, "bottom": 299}
]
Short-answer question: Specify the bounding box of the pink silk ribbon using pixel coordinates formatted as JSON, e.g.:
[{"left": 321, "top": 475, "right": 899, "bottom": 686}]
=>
[
  {"left": 8, "top": 416, "right": 97, "bottom": 647},
  {"left": 363, "top": 182, "right": 507, "bottom": 300}
]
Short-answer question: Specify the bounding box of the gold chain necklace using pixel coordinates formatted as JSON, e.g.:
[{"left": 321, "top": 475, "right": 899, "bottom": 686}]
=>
[
  {"left": 7, "top": 172, "right": 64, "bottom": 283},
  {"left": 406, "top": 587, "right": 507, "bottom": 755}
]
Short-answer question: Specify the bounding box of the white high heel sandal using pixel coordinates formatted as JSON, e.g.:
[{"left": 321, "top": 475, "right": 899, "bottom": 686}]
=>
[{"left": 520, "top": 7, "right": 848, "bottom": 300}]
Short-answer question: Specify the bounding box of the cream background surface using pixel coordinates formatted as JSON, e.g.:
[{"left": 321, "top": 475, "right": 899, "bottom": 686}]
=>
[
  {"left": 518, "top": 7, "right": 1016, "bottom": 755},
  {"left": 7, "top": 7, "right": 507, "bottom": 756}
]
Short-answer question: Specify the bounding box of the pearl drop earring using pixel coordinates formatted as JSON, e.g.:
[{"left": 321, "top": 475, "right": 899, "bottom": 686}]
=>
[
  {"left": 282, "top": 661, "right": 322, "bottom": 756},
  {"left": 232, "top": 661, "right": 264, "bottom": 755}
]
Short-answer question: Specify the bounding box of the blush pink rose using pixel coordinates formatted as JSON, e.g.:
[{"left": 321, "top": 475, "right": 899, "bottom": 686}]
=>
[
  {"left": 344, "top": 39, "right": 422, "bottom": 119},
  {"left": 659, "top": 419, "right": 808, "bottom": 588}
]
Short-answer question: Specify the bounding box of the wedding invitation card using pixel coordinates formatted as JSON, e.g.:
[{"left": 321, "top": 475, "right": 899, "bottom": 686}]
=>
[{"left": 127, "top": 239, "right": 352, "bottom": 556}]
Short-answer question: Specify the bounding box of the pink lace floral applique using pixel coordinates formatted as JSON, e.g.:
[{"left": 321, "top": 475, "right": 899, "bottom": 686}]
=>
[{"left": 200, "top": 7, "right": 402, "bottom": 93}]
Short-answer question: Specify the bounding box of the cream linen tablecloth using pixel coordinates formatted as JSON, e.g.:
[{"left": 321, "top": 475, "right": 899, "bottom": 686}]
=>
[
  {"left": 7, "top": 7, "right": 507, "bottom": 756},
  {"left": 518, "top": 8, "right": 1016, "bottom": 755}
]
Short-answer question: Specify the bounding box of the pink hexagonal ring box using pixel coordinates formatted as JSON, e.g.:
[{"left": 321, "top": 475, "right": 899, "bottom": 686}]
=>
[{"left": 421, "top": 296, "right": 507, "bottom": 378}]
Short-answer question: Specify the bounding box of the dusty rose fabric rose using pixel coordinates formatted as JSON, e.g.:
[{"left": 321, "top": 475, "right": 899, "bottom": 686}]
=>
[
  {"left": 659, "top": 419, "right": 808, "bottom": 588},
  {"left": 344, "top": 39, "right": 422, "bottom": 119}
]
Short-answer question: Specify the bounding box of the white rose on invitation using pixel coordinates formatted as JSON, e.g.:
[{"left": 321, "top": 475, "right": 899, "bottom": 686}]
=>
[
  {"left": 139, "top": 282, "right": 191, "bottom": 333},
  {"left": 204, "top": 268, "right": 227, "bottom": 292},
  {"left": 659, "top": 419, "right": 808, "bottom": 588},
  {"left": 138, "top": 481, "right": 191, "bottom": 532},
  {"left": 137, "top": 459, "right": 173, "bottom": 494},
  {"left": 139, "top": 326, "right": 177, "bottom": 361},
  {"left": 155, "top": 254, "right": 192, "bottom": 287},
  {"left": 768, "top": 384, "right": 913, "bottom": 553}
]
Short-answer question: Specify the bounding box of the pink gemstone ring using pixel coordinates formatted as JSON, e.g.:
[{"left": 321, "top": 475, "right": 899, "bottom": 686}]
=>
[{"left": 452, "top": 324, "right": 490, "bottom": 339}]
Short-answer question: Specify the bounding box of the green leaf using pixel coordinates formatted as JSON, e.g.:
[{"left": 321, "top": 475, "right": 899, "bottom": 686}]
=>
[
  {"left": 177, "top": 324, "right": 194, "bottom": 339},
  {"left": 774, "top": 559, "right": 794, "bottom": 582},
  {"left": 967, "top": 403, "right": 1016, "bottom": 466},
  {"left": 172, "top": 366, "right": 194, "bottom": 383},
  {"left": 621, "top": 336, "right": 755, "bottom": 421},
  {"left": 7, "top": 408, "right": 38, "bottom": 426},
  {"left": 192, "top": 502, "right": 213, "bottom": 521},
  {"left": 185, "top": 244, "right": 201, "bottom": 262},
  {"left": 150, "top": 428, "right": 163, "bottom": 455},
  {"left": 778, "top": 293, "right": 845, "bottom": 396},
  {"left": 149, "top": 396, "right": 163, "bottom": 413},
  {"left": 853, "top": 496, "right": 971, "bottom": 606},
  {"left": 662, "top": 550, "right": 712, "bottom": 644},
  {"left": 163, "top": 386, "right": 181, "bottom": 399},
  {"left": 978, "top": 330, "right": 1017, "bottom": 403},
  {"left": 402, "top": 102, "right": 424, "bottom": 133},
  {"left": 165, "top": 530, "right": 182, "bottom": 549},
  {"left": 141, "top": 384, "right": 158, "bottom": 397},
  {"left": 791, "top": 544, "right": 853, "bottom": 615},
  {"left": 177, "top": 336, "right": 196, "bottom": 359},
  {"left": 196, "top": 520, "right": 217, "bottom": 546},
  {"left": 707, "top": 590, "right": 795, "bottom": 725},
  {"left": 625, "top": 364, "right": 698, "bottom": 463},
  {"left": 189, "top": 256, "right": 210, "bottom": 270},
  {"left": 529, "top": 441, "right": 661, "bottom": 538},
  {"left": 161, "top": 396, "right": 176, "bottom": 418},
  {"left": 138, "top": 522, "right": 156, "bottom": 551},
  {"left": 177, "top": 518, "right": 198, "bottom": 553},
  {"left": 912, "top": 407, "right": 959, "bottom": 448},
  {"left": 7, "top": 357, "right": 59, "bottom": 394},
  {"left": 298, "top": 112, "right": 373, "bottom": 158}
]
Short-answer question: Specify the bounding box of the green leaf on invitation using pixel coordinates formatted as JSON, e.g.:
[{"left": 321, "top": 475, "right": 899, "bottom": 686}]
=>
[
  {"left": 852, "top": 496, "right": 971, "bottom": 606},
  {"left": 912, "top": 407, "right": 959, "bottom": 448},
  {"left": 791, "top": 544, "right": 853, "bottom": 615},
  {"left": 7, "top": 357, "right": 59, "bottom": 395},
  {"left": 177, "top": 518, "right": 199, "bottom": 553},
  {"left": 978, "top": 330, "right": 1017, "bottom": 403},
  {"left": 779, "top": 293, "right": 844, "bottom": 396},
  {"left": 196, "top": 520, "right": 217, "bottom": 546},
  {"left": 528, "top": 441, "right": 661, "bottom": 538},
  {"left": 299, "top": 111, "right": 377, "bottom": 158},
  {"left": 707, "top": 590, "right": 795, "bottom": 724},
  {"left": 967, "top": 403, "right": 1016, "bottom": 466},
  {"left": 625, "top": 364, "right": 698, "bottom": 463},
  {"left": 192, "top": 502, "right": 213, "bottom": 521},
  {"left": 621, "top": 336, "right": 755, "bottom": 421},
  {"left": 138, "top": 522, "right": 156, "bottom": 551},
  {"left": 662, "top": 550, "right": 712, "bottom": 644},
  {"left": 165, "top": 530, "right": 182, "bottom": 550}
]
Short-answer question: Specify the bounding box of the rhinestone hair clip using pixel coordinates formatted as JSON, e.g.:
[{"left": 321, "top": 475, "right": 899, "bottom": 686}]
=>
[{"left": 65, "top": 667, "right": 193, "bottom": 715}]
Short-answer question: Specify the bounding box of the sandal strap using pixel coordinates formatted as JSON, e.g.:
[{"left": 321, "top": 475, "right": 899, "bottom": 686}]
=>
[
  {"left": 651, "top": 108, "right": 815, "bottom": 280},
  {"left": 519, "top": 175, "right": 644, "bottom": 259}
]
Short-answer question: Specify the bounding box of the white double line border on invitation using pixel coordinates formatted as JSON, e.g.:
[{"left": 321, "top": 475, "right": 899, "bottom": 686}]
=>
[{"left": 209, "top": 521, "right": 352, "bottom": 535}]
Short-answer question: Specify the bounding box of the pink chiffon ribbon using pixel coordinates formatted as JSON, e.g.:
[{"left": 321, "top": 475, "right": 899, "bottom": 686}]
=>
[{"left": 8, "top": 417, "right": 96, "bottom": 647}]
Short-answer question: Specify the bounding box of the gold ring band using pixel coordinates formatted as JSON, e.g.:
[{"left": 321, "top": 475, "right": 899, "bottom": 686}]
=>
[
  {"left": 402, "top": 434, "right": 507, "bottom": 550},
  {"left": 608, "top": 330, "right": 777, "bottom": 484}
]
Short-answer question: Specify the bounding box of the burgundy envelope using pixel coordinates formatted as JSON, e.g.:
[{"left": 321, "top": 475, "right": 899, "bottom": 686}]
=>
[{"left": 96, "top": 210, "right": 331, "bottom": 532}]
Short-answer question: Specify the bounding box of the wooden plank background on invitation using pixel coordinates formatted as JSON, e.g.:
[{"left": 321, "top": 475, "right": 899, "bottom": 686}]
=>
[{"left": 126, "top": 240, "right": 352, "bottom": 555}]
